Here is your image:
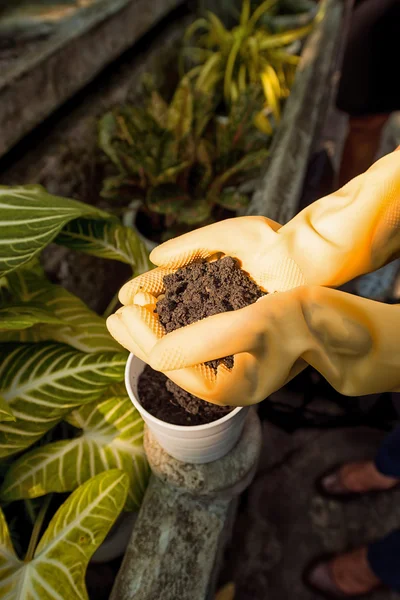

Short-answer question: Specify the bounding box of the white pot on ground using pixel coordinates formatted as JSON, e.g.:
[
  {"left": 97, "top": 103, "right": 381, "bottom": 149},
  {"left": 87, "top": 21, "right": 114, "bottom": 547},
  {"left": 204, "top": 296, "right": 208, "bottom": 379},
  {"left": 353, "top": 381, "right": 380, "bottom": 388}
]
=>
[
  {"left": 125, "top": 354, "right": 249, "bottom": 464},
  {"left": 122, "top": 201, "right": 158, "bottom": 253},
  {"left": 91, "top": 511, "right": 138, "bottom": 563}
]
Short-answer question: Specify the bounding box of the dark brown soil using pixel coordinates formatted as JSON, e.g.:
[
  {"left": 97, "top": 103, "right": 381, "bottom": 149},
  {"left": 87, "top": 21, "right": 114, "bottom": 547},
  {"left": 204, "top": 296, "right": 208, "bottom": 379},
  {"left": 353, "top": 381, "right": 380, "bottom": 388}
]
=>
[
  {"left": 138, "top": 257, "right": 265, "bottom": 426},
  {"left": 156, "top": 256, "right": 264, "bottom": 370},
  {"left": 138, "top": 365, "right": 232, "bottom": 426}
]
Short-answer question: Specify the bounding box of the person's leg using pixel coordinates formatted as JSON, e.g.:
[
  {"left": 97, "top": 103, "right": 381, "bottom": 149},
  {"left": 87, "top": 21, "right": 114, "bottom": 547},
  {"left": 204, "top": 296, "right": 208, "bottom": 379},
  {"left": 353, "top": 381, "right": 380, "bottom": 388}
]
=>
[
  {"left": 336, "top": 0, "right": 400, "bottom": 187},
  {"left": 368, "top": 530, "right": 400, "bottom": 592},
  {"left": 308, "top": 531, "right": 400, "bottom": 598},
  {"left": 338, "top": 114, "right": 390, "bottom": 188},
  {"left": 374, "top": 425, "right": 400, "bottom": 478},
  {"left": 308, "top": 546, "right": 382, "bottom": 597},
  {"left": 320, "top": 427, "right": 400, "bottom": 496},
  {"left": 308, "top": 430, "right": 400, "bottom": 596}
]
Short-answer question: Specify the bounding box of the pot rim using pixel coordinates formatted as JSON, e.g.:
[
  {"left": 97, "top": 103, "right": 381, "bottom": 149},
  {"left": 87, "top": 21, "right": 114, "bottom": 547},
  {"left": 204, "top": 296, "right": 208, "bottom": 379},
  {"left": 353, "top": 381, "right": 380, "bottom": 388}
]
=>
[{"left": 125, "top": 353, "right": 243, "bottom": 432}]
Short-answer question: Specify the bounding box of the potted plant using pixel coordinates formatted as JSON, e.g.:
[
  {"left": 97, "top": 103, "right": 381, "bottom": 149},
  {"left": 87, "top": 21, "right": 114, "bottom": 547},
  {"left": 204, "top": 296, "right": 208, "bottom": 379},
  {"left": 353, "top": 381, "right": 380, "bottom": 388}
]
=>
[
  {"left": 98, "top": 77, "right": 270, "bottom": 248},
  {"left": 97, "top": 0, "right": 324, "bottom": 247}
]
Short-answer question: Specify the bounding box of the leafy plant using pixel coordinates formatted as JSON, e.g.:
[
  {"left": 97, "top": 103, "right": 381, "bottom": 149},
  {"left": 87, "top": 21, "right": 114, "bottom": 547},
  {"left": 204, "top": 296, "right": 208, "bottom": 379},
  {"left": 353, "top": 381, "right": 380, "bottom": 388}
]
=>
[
  {"left": 0, "top": 470, "right": 129, "bottom": 600},
  {"left": 1, "top": 383, "right": 149, "bottom": 510},
  {"left": 183, "top": 0, "right": 325, "bottom": 132},
  {"left": 99, "top": 78, "right": 269, "bottom": 239},
  {"left": 0, "top": 185, "right": 152, "bottom": 597}
]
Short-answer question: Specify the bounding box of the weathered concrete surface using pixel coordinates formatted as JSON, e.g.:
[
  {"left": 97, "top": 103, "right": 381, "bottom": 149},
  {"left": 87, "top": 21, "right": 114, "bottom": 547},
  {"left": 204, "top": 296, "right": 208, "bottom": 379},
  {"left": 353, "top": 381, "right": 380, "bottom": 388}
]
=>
[
  {"left": 247, "top": 0, "right": 345, "bottom": 223},
  {"left": 0, "top": 0, "right": 184, "bottom": 157},
  {"left": 111, "top": 477, "right": 235, "bottom": 600},
  {"left": 111, "top": 411, "right": 262, "bottom": 600},
  {"left": 220, "top": 423, "right": 400, "bottom": 600}
]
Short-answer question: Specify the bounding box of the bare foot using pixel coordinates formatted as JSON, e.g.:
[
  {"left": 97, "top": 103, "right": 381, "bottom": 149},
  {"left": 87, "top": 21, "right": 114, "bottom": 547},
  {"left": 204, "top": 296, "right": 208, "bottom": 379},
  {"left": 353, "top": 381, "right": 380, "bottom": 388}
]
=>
[
  {"left": 308, "top": 547, "right": 382, "bottom": 597},
  {"left": 321, "top": 460, "right": 399, "bottom": 496}
]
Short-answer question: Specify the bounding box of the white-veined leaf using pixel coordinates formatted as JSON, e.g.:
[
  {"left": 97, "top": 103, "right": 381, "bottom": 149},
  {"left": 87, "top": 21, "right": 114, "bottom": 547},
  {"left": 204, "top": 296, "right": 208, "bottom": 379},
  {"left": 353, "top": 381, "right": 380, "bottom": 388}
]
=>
[
  {"left": 0, "top": 305, "right": 63, "bottom": 331},
  {"left": 0, "top": 396, "right": 14, "bottom": 423},
  {"left": 1, "top": 384, "right": 149, "bottom": 510},
  {"left": 1, "top": 268, "right": 122, "bottom": 353},
  {"left": 0, "top": 470, "right": 129, "bottom": 600},
  {"left": 0, "top": 343, "right": 127, "bottom": 458},
  {"left": 55, "top": 219, "right": 151, "bottom": 274},
  {"left": 0, "top": 185, "right": 111, "bottom": 278}
]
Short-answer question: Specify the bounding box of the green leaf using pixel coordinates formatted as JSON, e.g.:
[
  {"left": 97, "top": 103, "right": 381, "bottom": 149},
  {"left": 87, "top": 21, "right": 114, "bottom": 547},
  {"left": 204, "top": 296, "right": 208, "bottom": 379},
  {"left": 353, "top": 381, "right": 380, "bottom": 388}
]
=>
[
  {"left": 0, "top": 470, "right": 129, "bottom": 600},
  {"left": 258, "top": 22, "right": 314, "bottom": 48},
  {"left": 195, "top": 53, "right": 222, "bottom": 93},
  {"left": 176, "top": 198, "right": 212, "bottom": 225},
  {"left": 183, "top": 17, "right": 209, "bottom": 43},
  {"left": 206, "top": 11, "right": 230, "bottom": 45},
  {"left": 210, "top": 148, "right": 269, "bottom": 195},
  {"left": 100, "top": 174, "right": 133, "bottom": 199},
  {"left": 1, "top": 268, "right": 122, "bottom": 353},
  {"left": 215, "top": 189, "right": 250, "bottom": 210},
  {"left": 224, "top": 36, "right": 242, "bottom": 102},
  {"left": 196, "top": 139, "right": 213, "bottom": 191},
  {"left": 155, "top": 161, "right": 192, "bottom": 186},
  {"left": 55, "top": 218, "right": 151, "bottom": 273},
  {"left": 0, "top": 343, "right": 127, "bottom": 457},
  {"left": 1, "top": 386, "right": 149, "bottom": 510},
  {"left": 0, "top": 185, "right": 111, "bottom": 278},
  {"left": 167, "top": 78, "right": 193, "bottom": 142},
  {"left": 98, "top": 112, "right": 125, "bottom": 172},
  {"left": 147, "top": 185, "right": 191, "bottom": 216},
  {"left": 0, "top": 304, "right": 63, "bottom": 331},
  {"left": 149, "top": 91, "right": 169, "bottom": 128},
  {"left": 248, "top": 0, "right": 280, "bottom": 28},
  {"left": 0, "top": 395, "right": 14, "bottom": 423}
]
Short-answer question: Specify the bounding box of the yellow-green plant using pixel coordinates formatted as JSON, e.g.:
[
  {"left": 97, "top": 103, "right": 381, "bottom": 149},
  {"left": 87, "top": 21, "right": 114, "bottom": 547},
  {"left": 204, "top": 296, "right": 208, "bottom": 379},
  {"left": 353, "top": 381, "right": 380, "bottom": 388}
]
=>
[
  {"left": 98, "top": 78, "right": 270, "bottom": 240},
  {"left": 183, "top": 0, "right": 325, "bottom": 133}
]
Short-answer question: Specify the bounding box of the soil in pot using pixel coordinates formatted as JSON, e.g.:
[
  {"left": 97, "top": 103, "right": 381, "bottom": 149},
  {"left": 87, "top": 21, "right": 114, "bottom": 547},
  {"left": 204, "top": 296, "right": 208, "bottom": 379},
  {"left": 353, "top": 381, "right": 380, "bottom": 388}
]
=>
[{"left": 137, "top": 257, "right": 265, "bottom": 426}]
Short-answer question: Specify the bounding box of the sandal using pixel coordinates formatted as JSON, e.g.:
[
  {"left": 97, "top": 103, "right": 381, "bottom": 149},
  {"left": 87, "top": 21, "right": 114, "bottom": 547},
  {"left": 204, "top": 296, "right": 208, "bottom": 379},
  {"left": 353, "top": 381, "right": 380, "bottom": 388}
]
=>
[
  {"left": 304, "top": 548, "right": 383, "bottom": 599},
  {"left": 316, "top": 460, "right": 399, "bottom": 500}
]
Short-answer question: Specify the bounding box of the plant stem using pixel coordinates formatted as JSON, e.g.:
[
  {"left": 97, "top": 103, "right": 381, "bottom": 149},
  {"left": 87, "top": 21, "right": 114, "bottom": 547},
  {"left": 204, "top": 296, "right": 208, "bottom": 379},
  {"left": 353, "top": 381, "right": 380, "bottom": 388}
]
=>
[
  {"left": 25, "top": 494, "right": 52, "bottom": 562},
  {"left": 24, "top": 499, "right": 36, "bottom": 526},
  {"left": 102, "top": 290, "right": 121, "bottom": 319}
]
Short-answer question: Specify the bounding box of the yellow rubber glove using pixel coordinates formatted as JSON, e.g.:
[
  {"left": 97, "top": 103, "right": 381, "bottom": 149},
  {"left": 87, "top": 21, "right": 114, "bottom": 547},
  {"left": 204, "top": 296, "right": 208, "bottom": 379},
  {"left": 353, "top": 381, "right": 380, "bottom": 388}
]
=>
[{"left": 107, "top": 151, "right": 400, "bottom": 406}]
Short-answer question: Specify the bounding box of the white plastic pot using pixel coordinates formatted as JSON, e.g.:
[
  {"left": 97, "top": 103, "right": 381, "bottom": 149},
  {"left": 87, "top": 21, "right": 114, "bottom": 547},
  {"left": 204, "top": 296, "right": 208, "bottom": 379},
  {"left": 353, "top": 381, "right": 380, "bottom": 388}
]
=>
[{"left": 125, "top": 354, "right": 248, "bottom": 464}]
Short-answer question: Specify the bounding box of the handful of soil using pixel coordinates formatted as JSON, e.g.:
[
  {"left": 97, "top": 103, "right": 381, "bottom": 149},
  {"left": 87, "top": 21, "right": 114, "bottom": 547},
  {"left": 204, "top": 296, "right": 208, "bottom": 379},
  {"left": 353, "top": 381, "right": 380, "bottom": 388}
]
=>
[{"left": 138, "top": 257, "right": 265, "bottom": 426}]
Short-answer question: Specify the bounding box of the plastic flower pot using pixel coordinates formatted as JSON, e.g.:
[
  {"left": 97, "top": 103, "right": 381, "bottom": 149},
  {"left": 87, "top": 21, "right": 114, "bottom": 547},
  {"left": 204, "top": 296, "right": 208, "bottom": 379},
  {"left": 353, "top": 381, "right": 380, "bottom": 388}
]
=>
[
  {"left": 125, "top": 353, "right": 249, "bottom": 464},
  {"left": 122, "top": 201, "right": 158, "bottom": 252}
]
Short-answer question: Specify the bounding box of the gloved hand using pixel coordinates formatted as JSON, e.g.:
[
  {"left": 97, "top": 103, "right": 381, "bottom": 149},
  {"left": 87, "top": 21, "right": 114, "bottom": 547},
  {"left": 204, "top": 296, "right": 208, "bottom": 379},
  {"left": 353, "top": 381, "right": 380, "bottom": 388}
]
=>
[{"left": 107, "top": 150, "right": 400, "bottom": 406}]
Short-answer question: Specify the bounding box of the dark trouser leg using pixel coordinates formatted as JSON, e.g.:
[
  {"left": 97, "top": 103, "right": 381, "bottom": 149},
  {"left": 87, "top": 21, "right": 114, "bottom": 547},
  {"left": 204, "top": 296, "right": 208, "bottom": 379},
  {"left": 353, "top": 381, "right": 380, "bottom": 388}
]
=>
[
  {"left": 368, "top": 530, "right": 400, "bottom": 591},
  {"left": 367, "top": 426, "right": 400, "bottom": 589},
  {"left": 375, "top": 425, "right": 400, "bottom": 478}
]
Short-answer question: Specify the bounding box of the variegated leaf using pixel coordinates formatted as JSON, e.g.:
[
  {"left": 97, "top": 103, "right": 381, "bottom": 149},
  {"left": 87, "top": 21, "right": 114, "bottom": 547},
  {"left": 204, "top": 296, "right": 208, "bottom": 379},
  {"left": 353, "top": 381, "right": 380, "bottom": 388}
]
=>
[
  {"left": 1, "top": 268, "right": 122, "bottom": 353},
  {"left": 0, "top": 470, "right": 129, "bottom": 600},
  {"left": 0, "top": 185, "right": 110, "bottom": 278},
  {"left": 0, "top": 396, "right": 14, "bottom": 423},
  {"left": 55, "top": 219, "right": 151, "bottom": 274},
  {"left": 167, "top": 77, "right": 193, "bottom": 142},
  {"left": 0, "top": 305, "right": 63, "bottom": 331},
  {"left": 0, "top": 343, "right": 127, "bottom": 458},
  {"left": 1, "top": 385, "right": 149, "bottom": 510}
]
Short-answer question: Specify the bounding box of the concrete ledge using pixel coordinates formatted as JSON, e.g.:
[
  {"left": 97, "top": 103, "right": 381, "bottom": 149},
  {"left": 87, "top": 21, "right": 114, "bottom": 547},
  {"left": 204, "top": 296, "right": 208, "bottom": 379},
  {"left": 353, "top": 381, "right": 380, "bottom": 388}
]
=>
[
  {"left": 0, "top": 0, "right": 184, "bottom": 157},
  {"left": 247, "top": 0, "right": 344, "bottom": 223},
  {"left": 111, "top": 410, "right": 262, "bottom": 600}
]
